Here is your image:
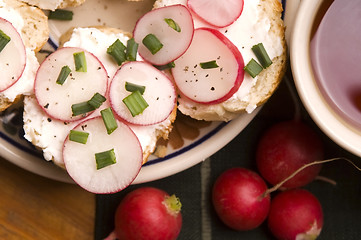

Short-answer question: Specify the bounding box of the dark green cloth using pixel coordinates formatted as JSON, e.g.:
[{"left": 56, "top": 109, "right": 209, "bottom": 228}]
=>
[{"left": 95, "top": 70, "right": 361, "bottom": 239}]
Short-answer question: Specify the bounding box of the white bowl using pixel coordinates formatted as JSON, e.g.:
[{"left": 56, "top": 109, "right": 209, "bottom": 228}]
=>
[{"left": 289, "top": 0, "right": 361, "bottom": 157}]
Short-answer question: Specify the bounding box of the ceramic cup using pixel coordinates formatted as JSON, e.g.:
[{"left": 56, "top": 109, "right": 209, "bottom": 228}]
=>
[{"left": 287, "top": 0, "right": 361, "bottom": 157}]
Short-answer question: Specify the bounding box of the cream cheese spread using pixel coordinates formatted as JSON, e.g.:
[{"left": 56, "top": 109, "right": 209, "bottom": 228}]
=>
[
  {"left": 20, "top": 0, "right": 64, "bottom": 10},
  {"left": 0, "top": 0, "right": 39, "bottom": 102},
  {"left": 155, "top": 0, "right": 284, "bottom": 117},
  {"left": 24, "top": 27, "right": 173, "bottom": 165}
]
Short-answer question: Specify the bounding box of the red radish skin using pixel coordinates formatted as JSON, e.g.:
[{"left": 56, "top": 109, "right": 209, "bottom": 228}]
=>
[
  {"left": 133, "top": 4, "right": 194, "bottom": 66},
  {"left": 212, "top": 168, "right": 270, "bottom": 231},
  {"left": 268, "top": 189, "right": 323, "bottom": 240},
  {"left": 0, "top": 17, "right": 26, "bottom": 92},
  {"left": 115, "top": 187, "right": 182, "bottom": 240},
  {"left": 256, "top": 120, "right": 324, "bottom": 189},
  {"left": 187, "top": 0, "right": 244, "bottom": 28},
  {"left": 34, "top": 47, "right": 108, "bottom": 122},
  {"left": 172, "top": 28, "right": 244, "bottom": 105},
  {"left": 109, "top": 61, "right": 177, "bottom": 126}
]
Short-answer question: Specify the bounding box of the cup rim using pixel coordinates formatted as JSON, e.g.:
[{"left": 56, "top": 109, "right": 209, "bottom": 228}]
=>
[{"left": 290, "top": 0, "right": 361, "bottom": 157}]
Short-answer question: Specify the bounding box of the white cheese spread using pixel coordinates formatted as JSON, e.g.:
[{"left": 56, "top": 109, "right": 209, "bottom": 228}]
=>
[
  {"left": 24, "top": 27, "right": 173, "bottom": 165},
  {"left": 0, "top": 1, "right": 39, "bottom": 101},
  {"left": 155, "top": 0, "right": 284, "bottom": 117},
  {"left": 20, "top": 0, "right": 64, "bottom": 11}
]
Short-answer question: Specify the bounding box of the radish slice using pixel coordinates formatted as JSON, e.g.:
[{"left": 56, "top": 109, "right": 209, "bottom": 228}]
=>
[
  {"left": 187, "top": 0, "right": 244, "bottom": 28},
  {"left": 109, "top": 61, "right": 176, "bottom": 125},
  {"left": 133, "top": 4, "right": 194, "bottom": 66},
  {"left": 0, "top": 17, "right": 26, "bottom": 92},
  {"left": 63, "top": 116, "right": 143, "bottom": 194},
  {"left": 34, "top": 47, "right": 108, "bottom": 122},
  {"left": 172, "top": 28, "right": 244, "bottom": 104}
]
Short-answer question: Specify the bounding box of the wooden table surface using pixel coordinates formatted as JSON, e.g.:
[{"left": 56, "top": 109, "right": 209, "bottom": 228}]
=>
[{"left": 0, "top": 158, "right": 95, "bottom": 240}]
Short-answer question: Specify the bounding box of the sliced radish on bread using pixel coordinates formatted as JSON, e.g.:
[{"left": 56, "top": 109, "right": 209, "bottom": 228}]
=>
[
  {"left": 172, "top": 28, "right": 244, "bottom": 104},
  {"left": 34, "top": 47, "right": 108, "bottom": 122},
  {"left": 133, "top": 4, "right": 194, "bottom": 66},
  {"left": 63, "top": 116, "right": 143, "bottom": 194},
  {"left": 187, "top": 0, "right": 244, "bottom": 28},
  {"left": 0, "top": 17, "right": 26, "bottom": 92},
  {"left": 109, "top": 61, "right": 176, "bottom": 125}
]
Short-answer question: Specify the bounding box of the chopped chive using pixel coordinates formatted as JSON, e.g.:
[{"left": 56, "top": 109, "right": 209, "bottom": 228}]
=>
[
  {"left": 244, "top": 58, "right": 263, "bottom": 78},
  {"left": 95, "top": 148, "right": 116, "bottom": 170},
  {"left": 142, "top": 34, "right": 163, "bottom": 55},
  {"left": 154, "top": 61, "right": 175, "bottom": 70},
  {"left": 126, "top": 38, "right": 138, "bottom": 61},
  {"left": 69, "top": 130, "right": 89, "bottom": 144},
  {"left": 123, "top": 90, "right": 149, "bottom": 117},
  {"left": 100, "top": 107, "right": 118, "bottom": 135},
  {"left": 56, "top": 65, "right": 71, "bottom": 85},
  {"left": 73, "top": 51, "right": 87, "bottom": 72},
  {"left": 200, "top": 60, "right": 219, "bottom": 69},
  {"left": 125, "top": 82, "right": 146, "bottom": 95},
  {"left": 164, "top": 18, "right": 181, "bottom": 32},
  {"left": 107, "top": 39, "right": 126, "bottom": 65},
  {"left": 252, "top": 43, "right": 272, "bottom": 68},
  {"left": 48, "top": 9, "right": 74, "bottom": 20},
  {"left": 88, "top": 92, "right": 106, "bottom": 109},
  {"left": 0, "top": 30, "right": 11, "bottom": 52},
  {"left": 71, "top": 101, "right": 95, "bottom": 116}
]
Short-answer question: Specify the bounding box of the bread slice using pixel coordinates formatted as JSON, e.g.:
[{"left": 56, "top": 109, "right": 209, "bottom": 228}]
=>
[
  {"left": 23, "top": 26, "right": 176, "bottom": 167},
  {"left": 0, "top": 0, "right": 49, "bottom": 111},
  {"left": 20, "top": 0, "right": 86, "bottom": 10},
  {"left": 154, "top": 0, "right": 287, "bottom": 121}
]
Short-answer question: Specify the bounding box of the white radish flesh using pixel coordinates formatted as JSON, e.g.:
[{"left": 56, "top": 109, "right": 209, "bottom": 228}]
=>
[
  {"left": 63, "top": 116, "right": 143, "bottom": 194},
  {"left": 109, "top": 61, "right": 176, "bottom": 125},
  {"left": 172, "top": 28, "right": 244, "bottom": 104},
  {"left": 0, "top": 17, "right": 26, "bottom": 92},
  {"left": 187, "top": 0, "right": 244, "bottom": 28},
  {"left": 133, "top": 4, "right": 194, "bottom": 66},
  {"left": 34, "top": 47, "right": 108, "bottom": 122}
]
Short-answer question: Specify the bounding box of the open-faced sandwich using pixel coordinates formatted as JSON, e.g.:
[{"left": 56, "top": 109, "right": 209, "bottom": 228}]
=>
[
  {"left": 0, "top": 0, "right": 48, "bottom": 111},
  {"left": 20, "top": 0, "right": 286, "bottom": 193}
]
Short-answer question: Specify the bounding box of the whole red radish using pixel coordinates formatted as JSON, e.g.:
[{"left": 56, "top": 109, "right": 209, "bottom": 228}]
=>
[
  {"left": 268, "top": 189, "right": 323, "bottom": 240},
  {"left": 212, "top": 168, "right": 270, "bottom": 231},
  {"left": 114, "top": 187, "right": 182, "bottom": 240},
  {"left": 256, "top": 120, "right": 324, "bottom": 189}
]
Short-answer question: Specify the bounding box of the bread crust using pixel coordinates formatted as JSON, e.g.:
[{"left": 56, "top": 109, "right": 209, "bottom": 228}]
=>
[
  {"left": 3, "top": 0, "right": 49, "bottom": 51},
  {"left": 20, "top": 0, "right": 86, "bottom": 10}
]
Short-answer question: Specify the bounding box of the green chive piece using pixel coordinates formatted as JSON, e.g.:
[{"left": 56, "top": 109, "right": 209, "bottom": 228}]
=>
[
  {"left": 125, "top": 82, "right": 146, "bottom": 95},
  {"left": 122, "top": 90, "right": 149, "bottom": 117},
  {"left": 142, "top": 34, "right": 163, "bottom": 55},
  {"left": 71, "top": 101, "right": 95, "bottom": 116},
  {"left": 244, "top": 58, "right": 263, "bottom": 78},
  {"left": 0, "top": 30, "right": 11, "bottom": 52},
  {"left": 95, "top": 148, "right": 116, "bottom": 170},
  {"left": 88, "top": 92, "right": 106, "bottom": 109},
  {"left": 69, "top": 130, "right": 89, "bottom": 144},
  {"left": 200, "top": 60, "right": 219, "bottom": 69},
  {"left": 73, "top": 51, "right": 87, "bottom": 72},
  {"left": 154, "top": 61, "right": 175, "bottom": 70},
  {"left": 100, "top": 107, "right": 118, "bottom": 135},
  {"left": 48, "top": 9, "right": 74, "bottom": 20},
  {"left": 164, "top": 18, "right": 181, "bottom": 32},
  {"left": 252, "top": 43, "right": 272, "bottom": 68},
  {"left": 107, "top": 39, "right": 126, "bottom": 65},
  {"left": 126, "top": 38, "right": 138, "bottom": 61},
  {"left": 56, "top": 65, "right": 71, "bottom": 85}
]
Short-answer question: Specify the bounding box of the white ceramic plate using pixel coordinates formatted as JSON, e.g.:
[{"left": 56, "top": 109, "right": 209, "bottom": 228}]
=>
[{"left": 0, "top": 0, "right": 265, "bottom": 184}]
